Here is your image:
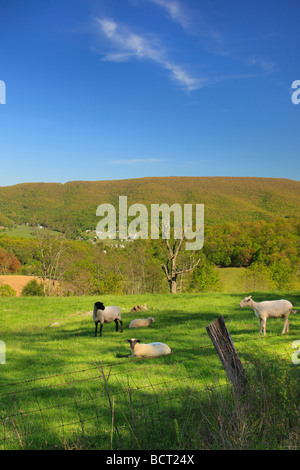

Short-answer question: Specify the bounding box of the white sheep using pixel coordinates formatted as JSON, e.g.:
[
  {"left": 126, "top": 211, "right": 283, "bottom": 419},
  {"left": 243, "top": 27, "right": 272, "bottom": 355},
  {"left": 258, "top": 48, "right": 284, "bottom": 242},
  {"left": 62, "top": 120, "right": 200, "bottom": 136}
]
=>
[
  {"left": 93, "top": 301, "right": 123, "bottom": 337},
  {"left": 129, "top": 317, "right": 155, "bottom": 329},
  {"left": 126, "top": 338, "right": 171, "bottom": 358},
  {"left": 239, "top": 295, "right": 297, "bottom": 336}
]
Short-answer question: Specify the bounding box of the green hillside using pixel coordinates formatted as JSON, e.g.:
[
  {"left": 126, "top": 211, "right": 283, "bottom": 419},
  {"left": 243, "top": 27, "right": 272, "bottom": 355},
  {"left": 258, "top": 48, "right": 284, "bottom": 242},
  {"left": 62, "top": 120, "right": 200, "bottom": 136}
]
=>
[{"left": 0, "top": 177, "right": 299, "bottom": 235}]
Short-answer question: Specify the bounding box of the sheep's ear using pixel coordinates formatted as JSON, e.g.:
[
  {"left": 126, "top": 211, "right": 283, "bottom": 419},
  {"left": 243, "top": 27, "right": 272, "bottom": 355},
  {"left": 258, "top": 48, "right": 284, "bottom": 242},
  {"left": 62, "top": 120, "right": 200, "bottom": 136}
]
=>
[
  {"left": 137, "top": 340, "right": 141, "bottom": 343},
  {"left": 125, "top": 339, "right": 130, "bottom": 343}
]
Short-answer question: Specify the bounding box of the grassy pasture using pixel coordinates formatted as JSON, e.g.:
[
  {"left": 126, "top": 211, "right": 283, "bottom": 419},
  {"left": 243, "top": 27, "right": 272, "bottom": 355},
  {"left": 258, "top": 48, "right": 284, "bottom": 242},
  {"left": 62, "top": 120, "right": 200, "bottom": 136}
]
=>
[
  {"left": 1, "top": 224, "right": 61, "bottom": 239},
  {"left": 0, "top": 292, "right": 299, "bottom": 450}
]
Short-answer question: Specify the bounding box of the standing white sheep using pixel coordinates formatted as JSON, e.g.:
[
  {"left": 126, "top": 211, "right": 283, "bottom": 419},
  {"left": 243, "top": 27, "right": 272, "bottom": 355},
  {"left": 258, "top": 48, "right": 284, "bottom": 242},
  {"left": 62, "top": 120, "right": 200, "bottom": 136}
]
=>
[
  {"left": 126, "top": 338, "right": 171, "bottom": 357},
  {"left": 93, "top": 301, "right": 123, "bottom": 337},
  {"left": 129, "top": 317, "right": 155, "bottom": 329},
  {"left": 239, "top": 295, "right": 297, "bottom": 336}
]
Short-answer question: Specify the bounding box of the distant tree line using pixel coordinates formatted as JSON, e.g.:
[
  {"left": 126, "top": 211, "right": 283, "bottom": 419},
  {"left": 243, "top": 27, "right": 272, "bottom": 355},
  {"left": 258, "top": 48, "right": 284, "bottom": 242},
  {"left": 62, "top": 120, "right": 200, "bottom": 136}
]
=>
[{"left": 0, "top": 218, "right": 299, "bottom": 295}]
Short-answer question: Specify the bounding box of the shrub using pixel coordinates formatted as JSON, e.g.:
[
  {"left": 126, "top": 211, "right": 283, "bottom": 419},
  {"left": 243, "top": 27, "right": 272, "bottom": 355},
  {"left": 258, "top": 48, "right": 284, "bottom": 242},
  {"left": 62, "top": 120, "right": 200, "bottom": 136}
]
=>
[
  {"left": 21, "top": 279, "right": 44, "bottom": 296},
  {"left": 0, "top": 284, "right": 17, "bottom": 297},
  {"left": 269, "top": 259, "right": 299, "bottom": 290},
  {"left": 189, "top": 257, "right": 222, "bottom": 292},
  {"left": 243, "top": 262, "right": 275, "bottom": 291}
]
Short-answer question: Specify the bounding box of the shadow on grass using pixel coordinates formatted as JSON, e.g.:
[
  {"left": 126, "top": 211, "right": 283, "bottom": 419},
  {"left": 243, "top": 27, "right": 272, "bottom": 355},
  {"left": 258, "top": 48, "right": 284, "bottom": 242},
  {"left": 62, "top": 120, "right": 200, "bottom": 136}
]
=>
[{"left": 1, "top": 344, "right": 299, "bottom": 450}]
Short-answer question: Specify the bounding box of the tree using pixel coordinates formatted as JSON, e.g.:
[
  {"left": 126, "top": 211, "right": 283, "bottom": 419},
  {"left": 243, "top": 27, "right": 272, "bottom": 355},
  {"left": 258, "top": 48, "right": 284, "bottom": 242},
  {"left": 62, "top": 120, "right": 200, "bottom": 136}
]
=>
[
  {"left": 0, "top": 248, "right": 21, "bottom": 274},
  {"left": 243, "top": 262, "right": 275, "bottom": 291},
  {"left": 35, "top": 228, "right": 66, "bottom": 296},
  {"left": 190, "top": 256, "right": 221, "bottom": 292},
  {"left": 160, "top": 237, "right": 201, "bottom": 294}
]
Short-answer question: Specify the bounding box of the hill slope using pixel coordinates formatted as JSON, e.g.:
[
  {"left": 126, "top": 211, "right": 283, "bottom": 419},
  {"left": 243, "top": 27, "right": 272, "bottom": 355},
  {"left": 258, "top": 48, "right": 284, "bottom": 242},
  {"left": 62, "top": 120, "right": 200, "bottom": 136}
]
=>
[{"left": 0, "top": 177, "right": 299, "bottom": 234}]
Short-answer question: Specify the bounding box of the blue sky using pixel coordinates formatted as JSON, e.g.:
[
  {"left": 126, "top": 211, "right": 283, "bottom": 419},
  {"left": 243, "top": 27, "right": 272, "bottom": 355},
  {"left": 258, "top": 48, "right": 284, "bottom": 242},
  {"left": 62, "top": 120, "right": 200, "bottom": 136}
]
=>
[{"left": 0, "top": 0, "right": 299, "bottom": 186}]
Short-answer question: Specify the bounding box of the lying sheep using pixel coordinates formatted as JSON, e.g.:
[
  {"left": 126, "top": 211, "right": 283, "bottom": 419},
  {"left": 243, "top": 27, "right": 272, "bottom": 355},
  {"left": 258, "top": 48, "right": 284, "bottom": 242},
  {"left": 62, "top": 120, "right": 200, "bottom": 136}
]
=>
[
  {"left": 93, "top": 301, "right": 123, "bottom": 337},
  {"left": 129, "top": 317, "right": 155, "bottom": 329},
  {"left": 239, "top": 295, "right": 297, "bottom": 336},
  {"left": 126, "top": 338, "right": 171, "bottom": 358}
]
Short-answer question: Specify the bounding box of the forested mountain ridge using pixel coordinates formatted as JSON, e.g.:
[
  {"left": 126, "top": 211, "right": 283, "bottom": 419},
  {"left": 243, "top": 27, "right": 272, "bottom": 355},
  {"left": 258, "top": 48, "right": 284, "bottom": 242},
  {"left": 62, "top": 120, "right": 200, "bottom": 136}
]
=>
[{"left": 0, "top": 176, "right": 299, "bottom": 235}]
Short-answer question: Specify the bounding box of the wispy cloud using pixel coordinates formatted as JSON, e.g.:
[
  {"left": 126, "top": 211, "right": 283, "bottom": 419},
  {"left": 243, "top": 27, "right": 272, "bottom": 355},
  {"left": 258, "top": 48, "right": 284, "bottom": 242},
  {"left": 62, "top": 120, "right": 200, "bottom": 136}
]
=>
[
  {"left": 248, "top": 57, "right": 275, "bottom": 74},
  {"left": 94, "top": 6, "right": 274, "bottom": 94},
  {"left": 147, "top": 0, "right": 224, "bottom": 49},
  {"left": 95, "top": 17, "right": 202, "bottom": 91},
  {"left": 109, "top": 158, "right": 166, "bottom": 165},
  {"left": 147, "top": 0, "right": 190, "bottom": 30},
  {"left": 148, "top": 0, "right": 276, "bottom": 76}
]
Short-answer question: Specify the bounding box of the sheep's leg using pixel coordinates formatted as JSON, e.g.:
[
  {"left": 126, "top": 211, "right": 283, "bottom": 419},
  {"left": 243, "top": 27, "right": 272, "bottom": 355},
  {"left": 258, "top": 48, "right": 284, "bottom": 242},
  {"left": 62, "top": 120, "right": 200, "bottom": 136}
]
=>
[
  {"left": 119, "top": 320, "right": 123, "bottom": 333},
  {"left": 94, "top": 321, "right": 98, "bottom": 337},
  {"left": 259, "top": 318, "right": 262, "bottom": 335},
  {"left": 100, "top": 323, "right": 103, "bottom": 337},
  {"left": 114, "top": 319, "right": 119, "bottom": 332},
  {"left": 282, "top": 318, "right": 289, "bottom": 334},
  {"left": 263, "top": 318, "right": 267, "bottom": 336}
]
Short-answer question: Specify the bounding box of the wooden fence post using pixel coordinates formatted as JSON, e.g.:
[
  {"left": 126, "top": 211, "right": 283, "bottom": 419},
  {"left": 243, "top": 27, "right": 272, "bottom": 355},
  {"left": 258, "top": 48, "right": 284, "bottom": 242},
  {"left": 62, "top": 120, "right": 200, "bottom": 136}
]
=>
[{"left": 206, "top": 316, "right": 248, "bottom": 395}]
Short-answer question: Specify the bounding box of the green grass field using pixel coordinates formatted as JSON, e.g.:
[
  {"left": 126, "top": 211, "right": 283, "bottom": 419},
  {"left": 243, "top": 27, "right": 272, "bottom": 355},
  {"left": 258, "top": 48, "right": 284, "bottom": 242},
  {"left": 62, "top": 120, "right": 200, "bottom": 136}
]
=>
[
  {"left": 218, "top": 267, "right": 300, "bottom": 292},
  {"left": 2, "top": 224, "right": 63, "bottom": 239},
  {"left": 218, "top": 267, "right": 248, "bottom": 292},
  {"left": 0, "top": 225, "right": 35, "bottom": 238},
  {"left": 0, "top": 292, "right": 299, "bottom": 450}
]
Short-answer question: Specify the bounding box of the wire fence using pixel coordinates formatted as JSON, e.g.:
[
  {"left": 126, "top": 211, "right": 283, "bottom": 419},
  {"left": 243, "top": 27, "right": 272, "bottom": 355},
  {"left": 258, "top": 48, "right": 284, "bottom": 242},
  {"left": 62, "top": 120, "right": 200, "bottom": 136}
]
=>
[{"left": 0, "top": 334, "right": 298, "bottom": 450}]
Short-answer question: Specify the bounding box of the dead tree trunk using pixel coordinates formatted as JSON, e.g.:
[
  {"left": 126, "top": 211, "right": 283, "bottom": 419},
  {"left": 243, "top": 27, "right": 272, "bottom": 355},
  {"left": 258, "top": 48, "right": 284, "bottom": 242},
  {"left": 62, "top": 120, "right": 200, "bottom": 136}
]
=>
[{"left": 206, "top": 316, "right": 248, "bottom": 395}]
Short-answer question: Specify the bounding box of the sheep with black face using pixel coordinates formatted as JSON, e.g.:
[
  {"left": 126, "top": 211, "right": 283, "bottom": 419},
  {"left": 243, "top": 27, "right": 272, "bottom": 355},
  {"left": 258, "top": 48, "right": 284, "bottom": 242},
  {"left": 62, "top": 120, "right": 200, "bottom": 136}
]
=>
[{"left": 93, "top": 301, "right": 123, "bottom": 337}]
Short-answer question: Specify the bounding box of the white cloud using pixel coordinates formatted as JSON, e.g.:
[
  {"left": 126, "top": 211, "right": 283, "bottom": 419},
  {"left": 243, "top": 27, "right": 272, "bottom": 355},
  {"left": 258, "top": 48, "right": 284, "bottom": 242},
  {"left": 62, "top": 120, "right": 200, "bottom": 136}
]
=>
[
  {"left": 109, "top": 158, "right": 166, "bottom": 165},
  {"left": 248, "top": 57, "right": 275, "bottom": 74},
  {"left": 148, "top": 0, "right": 190, "bottom": 30},
  {"left": 95, "top": 17, "right": 202, "bottom": 91},
  {"left": 94, "top": 9, "right": 271, "bottom": 94},
  {"left": 100, "top": 18, "right": 118, "bottom": 38},
  {"left": 147, "top": 0, "right": 224, "bottom": 49}
]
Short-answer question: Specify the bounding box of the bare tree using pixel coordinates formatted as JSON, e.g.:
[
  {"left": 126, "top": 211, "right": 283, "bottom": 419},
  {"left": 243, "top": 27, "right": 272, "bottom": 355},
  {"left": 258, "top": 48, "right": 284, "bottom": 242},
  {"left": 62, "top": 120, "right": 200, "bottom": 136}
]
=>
[
  {"left": 160, "top": 237, "right": 201, "bottom": 294},
  {"left": 35, "top": 228, "right": 67, "bottom": 296}
]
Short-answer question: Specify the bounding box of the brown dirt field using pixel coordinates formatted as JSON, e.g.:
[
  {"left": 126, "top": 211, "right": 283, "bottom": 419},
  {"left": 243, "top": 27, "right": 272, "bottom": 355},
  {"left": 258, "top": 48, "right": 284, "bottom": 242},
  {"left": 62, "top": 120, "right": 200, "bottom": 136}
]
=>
[{"left": 0, "top": 275, "right": 58, "bottom": 296}]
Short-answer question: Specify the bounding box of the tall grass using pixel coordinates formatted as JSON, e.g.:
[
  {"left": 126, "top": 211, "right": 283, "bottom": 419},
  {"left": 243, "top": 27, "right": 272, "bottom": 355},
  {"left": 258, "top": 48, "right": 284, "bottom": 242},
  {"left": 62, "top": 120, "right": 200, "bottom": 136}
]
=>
[{"left": 177, "top": 357, "right": 299, "bottom": 450}]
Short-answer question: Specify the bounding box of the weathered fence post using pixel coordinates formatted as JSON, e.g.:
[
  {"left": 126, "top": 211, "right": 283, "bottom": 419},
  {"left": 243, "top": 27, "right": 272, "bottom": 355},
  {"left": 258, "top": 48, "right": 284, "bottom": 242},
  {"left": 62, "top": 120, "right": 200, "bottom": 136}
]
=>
[{"left": 206, "top": 316, "right": 248, "bottom": 395}]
